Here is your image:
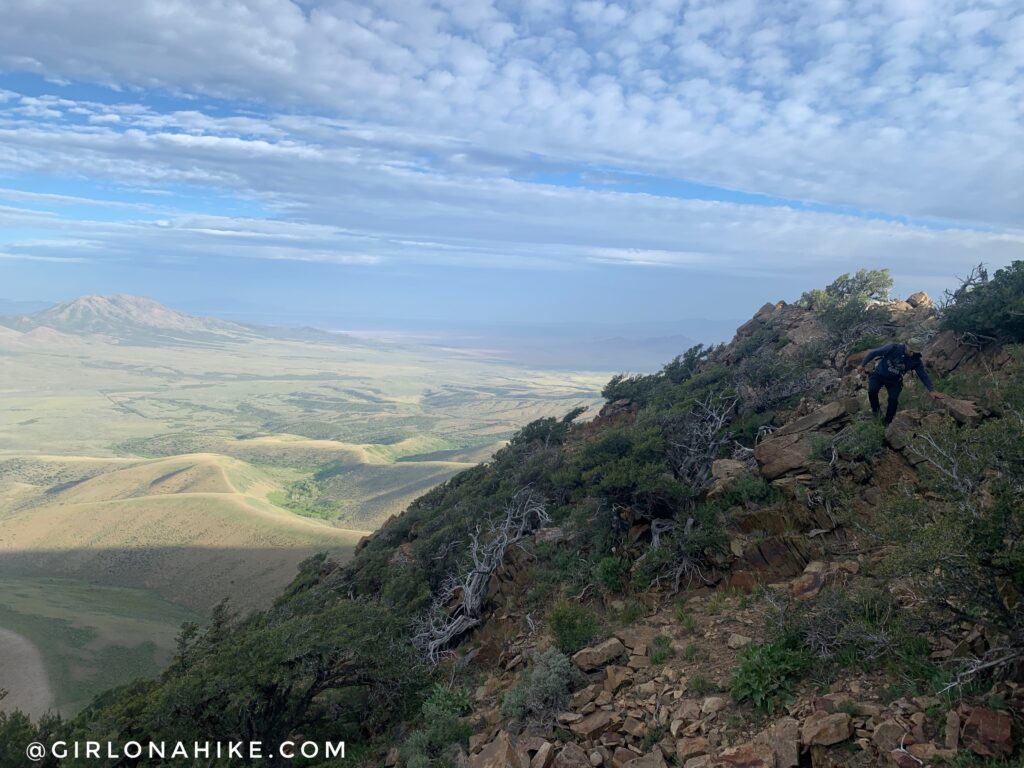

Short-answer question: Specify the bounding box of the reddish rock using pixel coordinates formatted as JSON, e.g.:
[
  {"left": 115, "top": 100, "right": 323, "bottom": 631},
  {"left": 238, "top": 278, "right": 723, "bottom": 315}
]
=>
[
  {"left": 960, "top": 705, "right": 1014, "bottom": 758},
  {"left": 571, "top": 710, "right": 617, "bottom": 740},
  {"left": 471, "top": 731, "right": 525, "bottom": 768},
  {"left": 553, "top": 743, "right": 592, "bottom": 768},
  {"left": 611, "top": 747, "right": 638, "bottom": 767},
  {"left": 800, "top": 711, "right": 852, "bottom": 746},
  {"left": 573, "top": 638, "right": 627, "bottom": 671},
  {"left": 755, "top": 716, "right": 799, "bottom": 768},
  {"left": 940, "top": 397, "right": 983, "bottom": 426},
  {"left": 868, "top": 720, "right": 909, "bottom": 753},
  {"left": 621, "top": 753, "right": 668, "bottom": 768},
  {"left": 716, "top": 742, "right": 774, "bottom": 767},
  {"left": 675, "top": 737, "right": 710, "bottom": 762}
]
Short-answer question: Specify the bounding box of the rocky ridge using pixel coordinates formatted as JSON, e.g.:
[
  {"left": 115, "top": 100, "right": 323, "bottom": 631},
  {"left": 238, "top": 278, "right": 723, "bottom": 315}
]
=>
[{"left": 383, "top": 291, "right": 1021, "bottom": 768}]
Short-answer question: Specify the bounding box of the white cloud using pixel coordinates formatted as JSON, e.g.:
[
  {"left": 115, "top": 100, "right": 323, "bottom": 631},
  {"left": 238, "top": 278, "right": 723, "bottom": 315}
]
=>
[{"left": 0, "top": 0, "right": 1019, "bottom": 227}]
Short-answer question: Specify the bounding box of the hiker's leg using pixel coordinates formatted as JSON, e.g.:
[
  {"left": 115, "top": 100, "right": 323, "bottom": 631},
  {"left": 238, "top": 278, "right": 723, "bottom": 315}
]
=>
[
  {"left": 884, "top": 380, "right": 902, "bottom": 425},
  {"left": 867, "top": 375, "right": 882, "bottom": 417}
]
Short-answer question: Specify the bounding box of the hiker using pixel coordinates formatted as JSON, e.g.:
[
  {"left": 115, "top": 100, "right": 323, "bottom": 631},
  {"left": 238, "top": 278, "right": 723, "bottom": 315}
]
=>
[{"left": 857, "top": 337, "right": 945, "bottom": 424}]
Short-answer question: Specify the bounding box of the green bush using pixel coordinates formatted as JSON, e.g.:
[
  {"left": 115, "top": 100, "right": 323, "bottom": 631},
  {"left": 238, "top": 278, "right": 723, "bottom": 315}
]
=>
[
  {"left": 548, "top": 600, "right": 599, "bottom": 654},
  {"left": 729, "top": 640, "right": 808, "bottom": 713},
  {"left": 832, "top": 416, "right": 886, "bottom": 461},
  {"left": 799, "top": 269, "right": 893, "bottom": 346},
  {"left": 943, "top": 261, "right": 1024, "bottom": 342},
  {"left": 593, "top": 556, "right": 630, "bottom": 593},
  {"left": 400, "top": 684, "right": 473, "bottom": 768},
  {"left": 501, "top": 650, "right": 580, "bottom": 728}
]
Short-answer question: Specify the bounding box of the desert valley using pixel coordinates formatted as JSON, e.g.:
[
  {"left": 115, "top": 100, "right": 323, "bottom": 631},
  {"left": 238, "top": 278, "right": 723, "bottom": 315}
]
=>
[{"left": 0, "top": 294, "right": 606, "bottom": 714}]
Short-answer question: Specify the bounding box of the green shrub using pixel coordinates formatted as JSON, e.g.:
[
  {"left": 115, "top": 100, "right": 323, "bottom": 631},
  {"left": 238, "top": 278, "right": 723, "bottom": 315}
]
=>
[
  {"left": 729, "top": 640, "right": 809, "bottom": 713},
  {"left": 688, "top": 674, "right": 716, "bottom": 696},
  {"left": 943, "top": 261, "right": 1024, "bottom": 342},
  {"left": 593, "top": 556, "right": 630, "bottom": 593},
  {"left": 799, "top": 269, "right": 893, "bottom": 346},
  {"left": 501, "top": 650, "right": 580, "bottom": 728},
  {"left": 649, "top": 635, "right": 675, "bottom": 665},
  {"left": 548, "top": 600, "right": 599, "bottom": 654},
  {"left": 400, "top": 684, "right": 473, "bottom": 768},
  {"left": 833, "top": 416, "right": 886, "bottom": 461}
]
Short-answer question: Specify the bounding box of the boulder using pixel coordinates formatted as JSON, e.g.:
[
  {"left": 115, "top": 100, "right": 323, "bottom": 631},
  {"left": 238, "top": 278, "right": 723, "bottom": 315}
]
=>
[
  {"left": 553, "top": 743, "right": 593, "bottom": 768},
  {"left": 755, "top": 716, "right": 800, "bottom": 768},
  {"left": 736, "top": 535, "right": 815, "bottom": 578},
  {"left": 612, "top": 748, "right": 638, "bottom": 768},
  {"left": 675, "top": 737, "right": 710, "bottom": 762},
  {"left": 727, "top": 633, "right": 752, "bottom": 650},
  {"left": 754, "top": 400, "right": 857, "bottom": 479},
  {"left": 621, "top": 753, "right": 668, "bottom": 768},
  {"left": 884, "top": 411, "right": 921, "bottom": 451},
  {"left": 940, "top": 397, "right": 983, "bottom": 426},
  {"left": 925, "top": 330, "right": 977, "bottom": 375},
  {"left": 622, "top": 716, "right": 646, "bottom": 738},
  {"left": 960, "top": 705, "right": 1014, "bottom": 758},
  {"left": 871, "top": 719, "right": 908, "bottom": 752},
  {"left": 708, "top": 459, "right": 751, "bottom": 497},
  {"left": 716, "top": 743, "right": 775, "bottom": 767},
  {"left": 906, "top": 291, "right": 932, "bottom": 308},
  {"left": 800, "top": 712, "right": 852, "bottom": 746},
  {"left": 471, "top": 731, "right": 526, "bottom": 768},
  {"left": 531, "top": 742, "right": 556, "bottom": 768},
  {"left": 701, "top": 696, "right": 728, "bottom": 715},
  {"left": 605, "top": 665, "right": 632, "bottom": 692},
  {"left": 571, "top": 710, "right": 617, "bottom": 740},
  {"left": 683, "top": 757, "right": 713, "bottom": 768},
  {"left": 754, "top": 432, "right": 817, "bottom": 480},
  {"left": 573, "top": 638, "right": 626, "bottom": 671}
]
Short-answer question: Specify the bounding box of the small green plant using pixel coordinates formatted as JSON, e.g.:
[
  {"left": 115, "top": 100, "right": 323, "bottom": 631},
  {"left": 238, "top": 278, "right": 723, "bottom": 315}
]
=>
[
  {"left": 400, "top": 684, "right": 473, "bottom": 767},
  {"left": 649, "top": 635, "right": 675, "bottom": 665},
  {"left": 548, "top": 600, "right": 599, "bottom": 654},
  {"left": 639, "top": 723, "right": 667, "bottom": 752},
  {"left": 706, "top": 592, "right": 727, "bottom": 616},
  {"left": 501, "top": 649, "right": 580, "bottom": 728},
  {"left": 674, "top": 604, "right": 697, "bottom": 634},
  {"left": 593, "top": 556, "right": 630, "bottom": 593},
  {"left": 681, "top": 643, "right": 701, "bottom": 662},
  {"left": 609, "top": 598, "right": 646, "bottom": 624},
  {"left": 688, "top": 674, "right": 716, "bottom": 696},
  {"left": 730, "top": 640, "right": 809, "bottom": 713}
]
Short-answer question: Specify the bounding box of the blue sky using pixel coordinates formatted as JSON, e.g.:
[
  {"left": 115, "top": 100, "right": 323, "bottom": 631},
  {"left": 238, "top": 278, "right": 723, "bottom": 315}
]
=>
[{"left": 0, "top": 0, "right": 1021, "bottom": 331}]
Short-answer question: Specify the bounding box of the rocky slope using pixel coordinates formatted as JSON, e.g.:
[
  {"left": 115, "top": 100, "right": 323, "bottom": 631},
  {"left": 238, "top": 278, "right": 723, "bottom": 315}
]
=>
[{"left": 377, "top": 290, "right": 1021, "bottom": 768}]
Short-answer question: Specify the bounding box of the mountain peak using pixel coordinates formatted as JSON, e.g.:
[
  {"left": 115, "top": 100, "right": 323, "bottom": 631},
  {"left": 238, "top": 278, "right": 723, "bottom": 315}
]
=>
[{"left": 0, "top": 293, "right": 250, "bottom": 342}]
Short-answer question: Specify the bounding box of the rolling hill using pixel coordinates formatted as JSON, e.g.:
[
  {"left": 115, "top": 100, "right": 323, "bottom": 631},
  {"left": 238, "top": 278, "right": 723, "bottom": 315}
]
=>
[{"left": 0, "top": 453, "right": 365, "bottom": 611}]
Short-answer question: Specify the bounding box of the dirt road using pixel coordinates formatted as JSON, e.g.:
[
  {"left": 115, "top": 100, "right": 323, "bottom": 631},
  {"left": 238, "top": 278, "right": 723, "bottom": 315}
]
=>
[{"left": 0, "top": 627, "right": 54, "bottom": 717}]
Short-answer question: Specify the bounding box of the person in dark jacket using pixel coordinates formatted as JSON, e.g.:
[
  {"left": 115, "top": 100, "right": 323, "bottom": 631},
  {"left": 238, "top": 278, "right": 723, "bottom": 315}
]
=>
[{"left": 857, "top": 337, "right": 945, "bottom": 424}]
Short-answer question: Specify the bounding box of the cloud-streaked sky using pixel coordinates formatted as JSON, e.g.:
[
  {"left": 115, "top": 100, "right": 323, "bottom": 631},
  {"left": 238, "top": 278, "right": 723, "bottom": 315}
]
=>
[{"left": 0, "top": 0, "right": 1021, "bottom": 328}]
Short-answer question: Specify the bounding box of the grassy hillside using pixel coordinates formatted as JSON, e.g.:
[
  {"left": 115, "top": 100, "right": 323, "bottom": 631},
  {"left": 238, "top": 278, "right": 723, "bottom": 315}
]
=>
[{"left": 0, "top": 453, "right": 364, "bottom": 611}]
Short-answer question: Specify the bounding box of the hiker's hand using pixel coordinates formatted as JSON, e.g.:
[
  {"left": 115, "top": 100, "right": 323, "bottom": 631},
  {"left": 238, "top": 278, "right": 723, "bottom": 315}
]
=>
[
  {"left": 929, "top": 391, "right": 946, "bottom": 401},
  {"left": 856, "top": 365, "right": 866, "bottom": 377}
]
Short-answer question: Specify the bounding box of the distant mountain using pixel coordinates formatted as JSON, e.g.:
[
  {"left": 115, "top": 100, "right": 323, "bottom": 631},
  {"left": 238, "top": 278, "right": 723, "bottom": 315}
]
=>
[{"left": 0, "top": 294, "right": 258, "bottom": 345}]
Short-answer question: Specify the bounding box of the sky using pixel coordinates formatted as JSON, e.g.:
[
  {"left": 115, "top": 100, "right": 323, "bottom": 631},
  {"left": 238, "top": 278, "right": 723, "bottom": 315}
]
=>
[{"left": 0, "top": 0, "right": 1021, "bottom": 331}]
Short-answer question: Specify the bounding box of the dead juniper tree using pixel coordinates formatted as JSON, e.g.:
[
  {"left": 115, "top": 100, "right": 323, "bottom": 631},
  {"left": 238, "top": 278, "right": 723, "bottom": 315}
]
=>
[
  {"left": 633, "top": 392, "right": 736, "bottom": 593},
  {"left": 413, "top": 489, "right": 549, "bottom": 663},
  {"left": 666, "top": 391, "right": 738, "bottom": 496}
]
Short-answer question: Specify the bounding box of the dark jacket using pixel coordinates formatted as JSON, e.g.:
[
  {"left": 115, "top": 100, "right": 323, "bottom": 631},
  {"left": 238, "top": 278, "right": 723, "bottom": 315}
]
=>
[{"left": 862, "top": 343, "right": 934, "bottom": 390}]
